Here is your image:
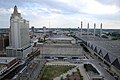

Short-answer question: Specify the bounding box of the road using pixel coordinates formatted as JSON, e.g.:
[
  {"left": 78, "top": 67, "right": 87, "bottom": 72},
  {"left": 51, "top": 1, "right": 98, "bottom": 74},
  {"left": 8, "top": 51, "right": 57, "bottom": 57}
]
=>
[
  {"left": 84, "top": 50, "right": 116, "bottom": 80},
  {"left": 2, "top": 65, "right": 25, "bottom": 80}
]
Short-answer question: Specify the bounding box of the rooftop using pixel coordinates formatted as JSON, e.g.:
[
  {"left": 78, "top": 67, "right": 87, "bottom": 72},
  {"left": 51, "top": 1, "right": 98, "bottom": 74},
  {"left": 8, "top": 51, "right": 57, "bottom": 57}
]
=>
[
  {"left": 48, "top": 37, "right": 75, "bottom": 41},
  {"left": 0, "top": 57, "right": 16, "bottom": 64},
  {"left": 81, "top": 35, "right": 109, "bottom": 41},
  {"left": 89, "top": 40, "right": 120, "bottom": 57}
]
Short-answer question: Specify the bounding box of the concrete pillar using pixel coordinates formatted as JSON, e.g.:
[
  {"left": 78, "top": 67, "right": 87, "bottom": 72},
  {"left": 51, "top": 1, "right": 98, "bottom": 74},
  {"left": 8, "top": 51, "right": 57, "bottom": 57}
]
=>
[
  {"left": 87, "top": 23, "right": 89, "bottom": 37},
  {"left": 100, "top": 23, "right": 102, "bottom": 38},
  {"left": 93, "top": 23, "right": 96, "bottom": 37}
]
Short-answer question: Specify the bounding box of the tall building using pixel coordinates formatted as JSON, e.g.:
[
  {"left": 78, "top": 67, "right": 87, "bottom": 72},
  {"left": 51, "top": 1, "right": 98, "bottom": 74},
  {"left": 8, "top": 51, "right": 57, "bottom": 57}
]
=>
[{"left": 6, "top": 5, "right": 32, "bottom": 58}]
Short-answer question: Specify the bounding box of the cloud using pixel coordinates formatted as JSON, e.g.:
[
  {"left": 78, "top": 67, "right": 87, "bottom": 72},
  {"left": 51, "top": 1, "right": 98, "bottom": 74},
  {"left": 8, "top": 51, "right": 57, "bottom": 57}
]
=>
[
  {"left": 0, "top": 0, "right": 120, "bottom": 29},
  {"left": 96, "top": 0, "right": 120, "bottom": 7},
  {"left": 0, "top": 8, "right": 13, "bottom": 15},
  {"left": 6, "top": 0, "right": 80, "bottom": 15},
  {"left": 82, "top": 0, "right": 119, "bottom": 15}
]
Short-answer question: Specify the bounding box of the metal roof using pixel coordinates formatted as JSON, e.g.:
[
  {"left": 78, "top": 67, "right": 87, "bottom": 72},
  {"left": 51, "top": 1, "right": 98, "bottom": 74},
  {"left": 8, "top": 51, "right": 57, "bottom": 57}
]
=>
[{"left": 90, "top": 41, "right": 120, "bottom": 57}]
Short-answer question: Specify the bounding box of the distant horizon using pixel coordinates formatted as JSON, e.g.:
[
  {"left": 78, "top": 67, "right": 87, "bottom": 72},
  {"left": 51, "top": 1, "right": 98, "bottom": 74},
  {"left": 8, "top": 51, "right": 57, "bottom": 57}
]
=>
[{"left": 0, "top": 27, "right": 120, "bottom": 30}]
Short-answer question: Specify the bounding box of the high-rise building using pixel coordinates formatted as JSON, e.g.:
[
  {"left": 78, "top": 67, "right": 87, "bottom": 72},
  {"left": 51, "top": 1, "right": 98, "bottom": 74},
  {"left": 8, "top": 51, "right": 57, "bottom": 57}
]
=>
[{"left": 6, "top": 5, "right": 32, "bottom": 58}]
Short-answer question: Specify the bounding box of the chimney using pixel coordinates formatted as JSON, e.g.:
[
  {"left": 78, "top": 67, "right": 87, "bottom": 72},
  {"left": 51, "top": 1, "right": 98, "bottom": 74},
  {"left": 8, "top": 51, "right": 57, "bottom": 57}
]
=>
[
  {"left": 87, "top": 23, "right": 89, "bottom": 37},
  {"left": 100, "top": 23, "right": 102, "bottom": 38},
  {"left": 81, "top": 21, "right": 83, "bottom": 37},
  {"left": 93, "top": 23, "right": 96, "bottom": 37},
  {"left": 49, "top": 19, "right": 50, "bottom": 32}
]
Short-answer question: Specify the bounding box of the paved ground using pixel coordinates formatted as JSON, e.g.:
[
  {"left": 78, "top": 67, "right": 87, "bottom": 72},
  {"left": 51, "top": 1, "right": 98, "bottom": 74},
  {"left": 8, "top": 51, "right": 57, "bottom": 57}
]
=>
[
  {"left": 84, "top": 50, "right": 116, "bottom": 80},
  {"left": 46, "top": 61, "right": 77, "bottom": 66},
  {"left": 90, "top": 61, "right": 116, "bottom": 80}
]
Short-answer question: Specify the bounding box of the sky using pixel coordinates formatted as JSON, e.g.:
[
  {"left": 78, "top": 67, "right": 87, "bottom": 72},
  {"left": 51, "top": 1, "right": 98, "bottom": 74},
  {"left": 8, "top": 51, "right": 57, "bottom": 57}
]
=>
[{"left": 0, "top": 0, "right": 120, "bottom": 29}]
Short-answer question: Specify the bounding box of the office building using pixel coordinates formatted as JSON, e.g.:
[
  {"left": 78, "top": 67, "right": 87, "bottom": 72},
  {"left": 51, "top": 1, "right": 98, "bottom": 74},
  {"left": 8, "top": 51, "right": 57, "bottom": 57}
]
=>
[{"left": 6, "top": 5, "right": 32, "bottom": 58}]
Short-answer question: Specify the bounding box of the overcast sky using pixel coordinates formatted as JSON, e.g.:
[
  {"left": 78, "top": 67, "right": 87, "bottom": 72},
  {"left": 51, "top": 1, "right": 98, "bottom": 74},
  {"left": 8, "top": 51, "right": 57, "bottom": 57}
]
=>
[{"left": 0, "top": 0, "right": 120, "bottom": 29}]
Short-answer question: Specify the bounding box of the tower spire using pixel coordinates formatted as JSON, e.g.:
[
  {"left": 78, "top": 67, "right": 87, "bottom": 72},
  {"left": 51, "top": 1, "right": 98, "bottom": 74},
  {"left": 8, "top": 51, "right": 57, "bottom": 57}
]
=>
[{"left": 13, "top": 5, "right": 18, "bottom": 14}]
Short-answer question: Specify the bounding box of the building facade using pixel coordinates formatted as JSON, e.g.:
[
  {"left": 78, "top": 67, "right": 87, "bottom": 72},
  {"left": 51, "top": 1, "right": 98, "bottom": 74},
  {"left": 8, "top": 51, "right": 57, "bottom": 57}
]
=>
[
  {"left": 6, "top": 5, "right": 32, "bottom": 58},
  {"left": 0, "top": 34, "right": 9, "bottom": 54}
]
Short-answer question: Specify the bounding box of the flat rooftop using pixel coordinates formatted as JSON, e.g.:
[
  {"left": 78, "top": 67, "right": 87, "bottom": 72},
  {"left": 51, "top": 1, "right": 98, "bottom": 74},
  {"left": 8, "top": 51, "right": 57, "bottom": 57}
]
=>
[
  {"left": 80, "top": 35, "right": 109, "bottom": 41},
  {"left": 0, "top": 57, "right": 16, "bottom": 64},
  {"left": 48, "top": 37, "right": 75, "bottom": 41}
]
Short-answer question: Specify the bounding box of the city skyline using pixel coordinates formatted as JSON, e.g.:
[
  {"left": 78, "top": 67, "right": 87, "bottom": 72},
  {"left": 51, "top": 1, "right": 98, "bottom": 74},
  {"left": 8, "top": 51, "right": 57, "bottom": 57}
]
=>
[
  {"left": 0, "top": 0, "right": 120, "bottom": 29},
  {"left": 0, "top": 4, "right": 120, "bottom": 80}
]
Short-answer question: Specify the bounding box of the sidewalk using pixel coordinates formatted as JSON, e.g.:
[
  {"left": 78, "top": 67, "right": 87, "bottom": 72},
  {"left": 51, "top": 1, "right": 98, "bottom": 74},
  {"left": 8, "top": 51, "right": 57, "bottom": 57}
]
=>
[{"left": 46, "top": 61, "right": 78, "bottom": 66}]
